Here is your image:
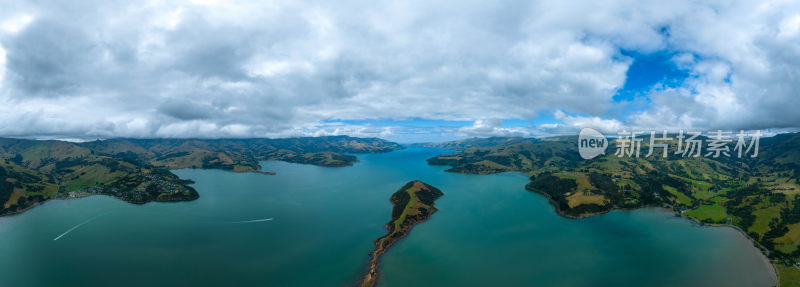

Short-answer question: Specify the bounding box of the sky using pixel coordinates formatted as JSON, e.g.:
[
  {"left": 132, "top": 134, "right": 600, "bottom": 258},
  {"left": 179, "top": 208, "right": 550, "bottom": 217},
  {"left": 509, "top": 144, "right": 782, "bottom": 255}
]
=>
[{"left": 0, "top": 0, "right": 799, "bottom": 143}]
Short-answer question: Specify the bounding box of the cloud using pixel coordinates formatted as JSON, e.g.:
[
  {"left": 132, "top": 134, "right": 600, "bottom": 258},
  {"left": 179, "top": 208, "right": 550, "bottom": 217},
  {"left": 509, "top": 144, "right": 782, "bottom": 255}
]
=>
[
  {"left": 1, "top": 14, "right": 33, "bottom": 34},
  {"left": 456, "top": 119, "right": 530, "bottom": 137},
  {"left": 552, "top": 111, "right": 624, "bottom": 134},
  {"left": 0, "top": 0, "right": 798, "bottom": 140}
]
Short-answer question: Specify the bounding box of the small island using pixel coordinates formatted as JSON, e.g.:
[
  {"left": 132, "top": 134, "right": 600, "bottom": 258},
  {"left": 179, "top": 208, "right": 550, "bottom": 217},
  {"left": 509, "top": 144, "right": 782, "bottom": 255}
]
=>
[{"left": 361, "top": 180, "right": 443, "bottom": 287}]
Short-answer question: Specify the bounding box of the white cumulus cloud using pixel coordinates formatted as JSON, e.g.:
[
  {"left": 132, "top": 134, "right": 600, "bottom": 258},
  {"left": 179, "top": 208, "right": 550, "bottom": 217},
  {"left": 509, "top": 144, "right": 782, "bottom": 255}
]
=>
[{"left": 0, "top": 0, "right": 797, "bottom": 140}]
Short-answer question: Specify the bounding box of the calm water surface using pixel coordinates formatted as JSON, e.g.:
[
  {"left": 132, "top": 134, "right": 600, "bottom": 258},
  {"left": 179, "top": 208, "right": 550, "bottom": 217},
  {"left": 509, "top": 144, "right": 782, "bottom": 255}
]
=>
[{"left": 0, "top": 147, "right": 775, "bottom": 286}]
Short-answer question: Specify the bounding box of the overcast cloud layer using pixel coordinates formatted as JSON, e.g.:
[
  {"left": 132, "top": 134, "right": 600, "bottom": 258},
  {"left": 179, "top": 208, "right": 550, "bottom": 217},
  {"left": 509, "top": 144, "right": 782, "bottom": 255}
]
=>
[{"left": 0, "top": 0, "right": 799, "bottom": 141}]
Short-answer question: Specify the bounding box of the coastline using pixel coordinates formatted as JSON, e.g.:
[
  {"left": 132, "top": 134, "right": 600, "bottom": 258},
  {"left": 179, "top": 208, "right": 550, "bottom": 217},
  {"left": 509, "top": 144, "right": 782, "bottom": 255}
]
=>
[
  {"left": 684, "top": 216, "right": 779, "bottom": 287},
  {"left": 528, "top": 187, "right": 779, "bottom": 286},
  {"left": 243, "top": 170, "right": 277, "bottom": 175},
  {"left": 435, "top": 166, "right": 781, "bottom": 286},
  {"left": 1, "top": 165, "right": 280, "bottom": 217},
  {"left": 0, "top": 199, "right": 50, "bottom": 218},
  {"left": 450, "top": 164, "right": 782, "bottom": 286},
  {"left": 0, "top": 191, "right": 201, "bottom": 218},
  {"left": 1, "top": 156, "right": 320, "bottom": 217},
  {"left": 360, "top": 181, "right": 443, "bottom": 287},
  {"left": 1, "top": 185, "right": 200, "bottom": 218},
  {"left": 360, "top": 210, "right": 437, "bottom": 287}
]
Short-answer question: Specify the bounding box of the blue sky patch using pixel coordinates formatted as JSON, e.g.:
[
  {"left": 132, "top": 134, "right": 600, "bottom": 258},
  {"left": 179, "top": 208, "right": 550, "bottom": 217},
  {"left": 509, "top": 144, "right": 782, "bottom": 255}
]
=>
[{"left": 613, "top": 50, "right": 690, "bottom": 102}]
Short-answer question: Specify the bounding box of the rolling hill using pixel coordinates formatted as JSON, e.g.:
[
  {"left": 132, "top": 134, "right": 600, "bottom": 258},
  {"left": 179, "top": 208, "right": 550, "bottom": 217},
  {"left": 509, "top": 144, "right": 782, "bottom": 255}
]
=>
[
  {"left": 0, "top": 136, "right": 403, "bottom": 216},
  {"left": 426, "top": 133, "right": 800, "bottom": 265}
]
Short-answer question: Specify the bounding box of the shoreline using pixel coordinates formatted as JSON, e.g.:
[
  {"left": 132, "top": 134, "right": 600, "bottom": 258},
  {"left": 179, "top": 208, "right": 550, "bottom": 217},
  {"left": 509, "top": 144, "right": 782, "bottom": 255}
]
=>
[
  {"left": 528, "top": 188, "right": 779, "bottom": 286},
  {"left": 684, "top": 216, "right": 779, "bottom": 287},
  {"left": 0, "top": 199, "right": 50, "bottom": 218},
  {"left": 0, "top": 190, "right": 200, "bottom": 218},
  {"left": 247, "top": 170, "right": 276, "bottom": 175},
  {"left": 0, "top": 194, "right": 115, "bottom": 218},
  {"left": 360, "top": 213, "right": 436, "bottom": 287},
  {"left": 1, "top": 166, "right": 276, "bottom": 218},
  {"left": 360, "top": 181, "right": 443, "bottom": 287},
  {"left": 435, "top": 166, "right": 781, "bottom": 286},
  {"left": 448, "top": 165, "right": 781, "bottom": 286}
]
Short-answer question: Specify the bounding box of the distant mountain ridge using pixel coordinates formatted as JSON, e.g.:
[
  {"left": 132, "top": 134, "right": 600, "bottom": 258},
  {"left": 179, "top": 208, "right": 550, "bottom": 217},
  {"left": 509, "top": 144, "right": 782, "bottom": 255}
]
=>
[
  {"left": 426, "top": 137, "right": 578, "bottom": 174},
  {"left": 0, "top": 136, "right": 403, "bottom": 216},
  {"left": 409, "top": 136, "right": 537, "bottom": 151},
  {"left": 82, "top": 136, "right": 403, "bottom": 171}
]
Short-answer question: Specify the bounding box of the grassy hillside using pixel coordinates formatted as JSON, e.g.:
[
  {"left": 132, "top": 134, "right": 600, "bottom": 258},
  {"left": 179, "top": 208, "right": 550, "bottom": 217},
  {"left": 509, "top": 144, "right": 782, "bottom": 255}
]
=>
[
  {"left": 426, "top": 137, "right": 580, "bottom": 174},
  {"left": 0, "top": 138, "right": 198, "bottom": 215},
  {"left": 427, "top": 133, "right": 800, "bottom": 266},
  {"left": 80, "top": 136, "right": 402, "bottom": 171},
  {"left": 362, "top": 180, "right": 443, "bottom": 287},
  {"left": 0, "top": 136, "right": 402, "bottom": 215}
]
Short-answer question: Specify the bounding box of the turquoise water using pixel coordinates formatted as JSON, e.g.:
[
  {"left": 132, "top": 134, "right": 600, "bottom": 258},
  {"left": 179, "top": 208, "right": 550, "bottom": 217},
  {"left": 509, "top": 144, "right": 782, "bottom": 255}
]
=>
[{"left": 0, "top": 147, "right": 775, "bottom": 286}]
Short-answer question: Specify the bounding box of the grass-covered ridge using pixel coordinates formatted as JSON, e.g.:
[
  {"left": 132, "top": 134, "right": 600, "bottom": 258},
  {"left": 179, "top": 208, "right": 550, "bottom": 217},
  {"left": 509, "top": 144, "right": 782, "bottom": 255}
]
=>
[
  {"left": 0, "top": 139, "right": 198, "bottom": 215},
  {"left": 0, "top": 136, "right": 403, "bottom": 216},
  {"left": 81, "top": 136, "right": 402, "bottom": 171},
  {"left": 361, "top": 180, "right": 443, "bottom": 287},
  {"left": 426, "top": 133, "right": 800, "bottom": 266}
]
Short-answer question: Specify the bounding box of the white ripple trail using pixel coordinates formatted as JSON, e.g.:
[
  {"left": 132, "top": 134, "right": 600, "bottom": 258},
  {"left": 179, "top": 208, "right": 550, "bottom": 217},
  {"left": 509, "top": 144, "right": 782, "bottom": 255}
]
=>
[
  {"left": 230, "top": 218, "right": 274, "bottom": 224},
  {"left": 53, "top": 212, "right": 110, "bottom": 241}
]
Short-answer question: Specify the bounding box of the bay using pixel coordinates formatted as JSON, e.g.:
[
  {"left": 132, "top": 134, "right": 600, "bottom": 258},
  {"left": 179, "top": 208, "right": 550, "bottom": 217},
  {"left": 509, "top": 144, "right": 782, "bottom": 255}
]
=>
[{"left": 0, "top": 147, "right": 775, "bottom": 286}]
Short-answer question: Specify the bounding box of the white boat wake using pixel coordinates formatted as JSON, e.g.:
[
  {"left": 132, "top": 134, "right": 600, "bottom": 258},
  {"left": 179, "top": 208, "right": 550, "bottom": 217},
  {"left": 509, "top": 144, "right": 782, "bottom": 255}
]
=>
[
  {"left": 230, "top": 218, "right": 274, "bottom": 224},
  {"left": 53, "top": 212, "right": 110, "bottom": 241}
]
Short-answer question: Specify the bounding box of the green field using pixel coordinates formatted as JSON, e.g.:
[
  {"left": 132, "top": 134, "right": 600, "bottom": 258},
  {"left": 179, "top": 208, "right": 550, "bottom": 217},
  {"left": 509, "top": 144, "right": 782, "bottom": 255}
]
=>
[
  {"left": 664, "top": 185, "right": 692, "bottom": 205},
  {"left": 779, "top": 265, "right": 800, "bottom": 287},
  {"left": 393, "top": 187, "right": 417, "bottom": 231},
  {"left": 686, "top": 204, "right": 729, "bottom": 222},
  {"left": 775, "top": 223, "right": 800, "bottom": 254},
  {"left": 750, "top": 205, "right": 782, "bottom": 234}
]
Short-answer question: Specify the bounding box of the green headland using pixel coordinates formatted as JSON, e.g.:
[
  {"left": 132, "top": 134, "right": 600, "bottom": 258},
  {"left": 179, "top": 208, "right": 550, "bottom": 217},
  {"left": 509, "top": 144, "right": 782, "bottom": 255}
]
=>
[{"left": 361, "top": 180, "right": 443, "bottom": 287}]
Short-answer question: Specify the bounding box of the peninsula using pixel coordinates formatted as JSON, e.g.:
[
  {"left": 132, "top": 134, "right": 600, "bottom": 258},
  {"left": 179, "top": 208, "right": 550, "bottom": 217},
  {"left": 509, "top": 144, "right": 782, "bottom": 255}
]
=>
[{"left": 361, "top": 180, "right": 443, "bottom": 287}]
